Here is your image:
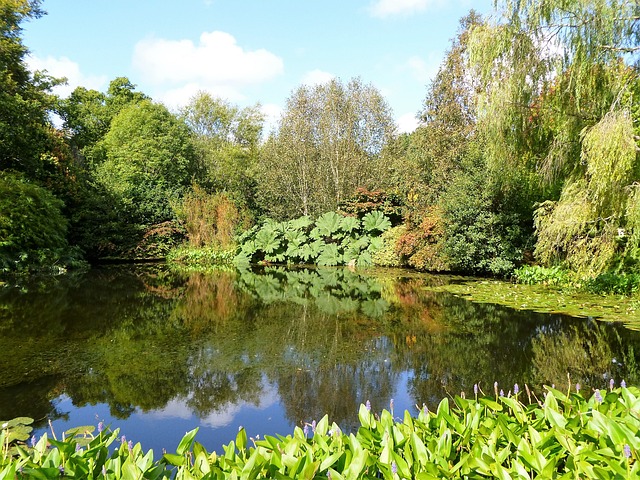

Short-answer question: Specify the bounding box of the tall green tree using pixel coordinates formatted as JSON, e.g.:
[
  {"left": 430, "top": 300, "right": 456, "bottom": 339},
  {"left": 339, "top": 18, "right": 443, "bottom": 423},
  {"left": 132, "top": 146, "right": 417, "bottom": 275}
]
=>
[
  {"left": 94, "top": 100, "right": 198, "bottom": 225},
  {"left": 470, "top": 0, "right": 640, "bottom": 275},
  {"left": 257, "top": 77, "right": 395, "bottom": 220},
  {"left": 0, "top": 0, "right": 61, "bottom": 179},
  {"left": 179, "top": 91, "right": 263, "bottom": 209},
  {"left": 416, "top": 10, "right": 482, "bottom": 204},
  {"left": 59, "top": 77, "right": 149, "bottom": 164}
]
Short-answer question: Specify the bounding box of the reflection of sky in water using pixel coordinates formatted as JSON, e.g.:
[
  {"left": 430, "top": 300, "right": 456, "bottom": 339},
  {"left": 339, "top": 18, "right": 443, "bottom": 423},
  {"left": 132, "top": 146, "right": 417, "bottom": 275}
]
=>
[{"left": 35, "top": 372, "right": 418, "bottom": 454}]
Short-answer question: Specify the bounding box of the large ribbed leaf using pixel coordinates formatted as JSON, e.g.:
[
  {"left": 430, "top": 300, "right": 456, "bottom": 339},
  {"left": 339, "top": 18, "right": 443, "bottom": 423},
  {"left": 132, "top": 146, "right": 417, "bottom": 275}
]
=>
[
  {"left": 340, "top": 216, "right": 360, "bottom": 234},
  {"left": 362, "top": 211, "right": 391, "bottom": 232},
  {"left": 288, "top": 215, "right": 313, "bottom": 231},
  {"left": 317, "top": 243, "right": 342, "bottom": 266},
  {"left": 255, "top": 228, "right": 280, "bottom": 253},
  {"left": 314, "top": 211, "right": 343, "bottom": 238}
]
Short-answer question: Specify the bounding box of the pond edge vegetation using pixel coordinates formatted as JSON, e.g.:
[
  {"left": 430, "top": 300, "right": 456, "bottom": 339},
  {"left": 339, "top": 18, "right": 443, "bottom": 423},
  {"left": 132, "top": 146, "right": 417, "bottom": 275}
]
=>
[{"left": 2, "top": 384, "right": 639, "bottom": 479}]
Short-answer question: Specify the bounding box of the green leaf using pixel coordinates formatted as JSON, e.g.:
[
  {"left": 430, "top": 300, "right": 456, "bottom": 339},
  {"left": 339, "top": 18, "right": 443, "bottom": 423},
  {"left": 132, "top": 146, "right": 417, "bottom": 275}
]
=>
[
  {"left": 314, "top": 211, "right": 343, "bottom": 237},
  {"left": 289, "top": 215, "right": 313, "bottom": 231},
  {"left": 162, "top": 453, "right": 186, "bottom": 466},
  {"left": 340, "top": 216, "right": 360, "bottom": 233},
  {"left": 317, "top": 243, "right": 341, "bottom": 266},
  {"left": 255, "top": 228, "right": 280, "bottom": 253},
  {"left": 176, "top": 428, "right": 198, "bottom": 456},
  {"left": 367, "top": 235, "right": 384, "bottom": 253},
  {"left": 362, "top": 211, "right": 391, "bottom": 232}
]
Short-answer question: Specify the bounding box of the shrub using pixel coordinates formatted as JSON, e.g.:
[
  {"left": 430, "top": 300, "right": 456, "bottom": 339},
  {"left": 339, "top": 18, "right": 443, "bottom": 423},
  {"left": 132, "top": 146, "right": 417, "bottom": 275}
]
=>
[
  {"left": 338, "top": 187, "right": 404, "bottom": 225},
  {"left": 174, "top": 186, "right": 251, "bottom": 249},
  {"left": 236, "top": 210, "right": 392, "bottom": 267},
  {"left": 371, "top": 225, "right": 407, "bottom": 267},
  {"left": 513, "top": 265, "right": 574, "bottom": 287},
  {"left": 395, "top": 206, "right": 449, "bottom": 271},
  {"left": 0, "top": 171, "right": 75, "bottom": 273},
  {"left": 585, "top": 272, "right": 640, "bottom": 296}
]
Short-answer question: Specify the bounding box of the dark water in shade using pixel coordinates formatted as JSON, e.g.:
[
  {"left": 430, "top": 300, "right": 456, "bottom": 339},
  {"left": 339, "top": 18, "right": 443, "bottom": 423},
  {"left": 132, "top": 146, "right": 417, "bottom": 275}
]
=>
[{"left": 1, "top": 265, "right": 639, "bottom": 454}]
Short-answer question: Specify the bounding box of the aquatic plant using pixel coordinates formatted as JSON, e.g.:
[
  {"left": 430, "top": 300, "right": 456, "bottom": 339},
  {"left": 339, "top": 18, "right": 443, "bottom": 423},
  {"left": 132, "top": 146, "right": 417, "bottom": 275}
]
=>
[{"left": 3, "top": 384, "right": 639, "bottom": 478}]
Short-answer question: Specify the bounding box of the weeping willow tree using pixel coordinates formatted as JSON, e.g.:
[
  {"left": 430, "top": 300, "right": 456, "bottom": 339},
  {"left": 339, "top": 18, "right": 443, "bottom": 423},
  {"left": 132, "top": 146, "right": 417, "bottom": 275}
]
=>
[{"left": 470, "top": 0, "right": 640, "bottom": 276}]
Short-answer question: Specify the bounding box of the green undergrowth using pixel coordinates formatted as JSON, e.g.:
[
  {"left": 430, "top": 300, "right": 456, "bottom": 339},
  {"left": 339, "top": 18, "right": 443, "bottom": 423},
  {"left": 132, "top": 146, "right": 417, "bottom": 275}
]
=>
[
  {"left": 514, "top": 266, "right": 640, "bottom": 296},
  {"left": 166, "top": 245, "right": 236, "bottom": 272},
  {"left": 236, "top": 211, "right": 392, "bottom": 268},
  {"left": 2, "top": 385, "right": 640, "bottom": 479},
  {"left": 428, "top": 278, "right": 640, "bottom": 327}
]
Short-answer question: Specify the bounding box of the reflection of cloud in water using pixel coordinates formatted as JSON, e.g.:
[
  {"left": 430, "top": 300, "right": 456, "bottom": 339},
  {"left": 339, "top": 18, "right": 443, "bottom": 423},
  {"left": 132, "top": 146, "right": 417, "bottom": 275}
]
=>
[
  {"left": 147, "top": 398, "right": 193, "bottom": 420},
  {"left": 146, "top": 378, "right": 279, "bottom": 428}
]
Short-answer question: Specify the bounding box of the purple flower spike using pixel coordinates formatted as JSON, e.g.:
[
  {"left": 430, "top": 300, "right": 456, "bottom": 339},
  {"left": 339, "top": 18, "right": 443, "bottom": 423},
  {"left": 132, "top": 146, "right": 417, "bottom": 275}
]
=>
[
  {"left": 128, "top": 440, "right": 133, "bottom": 450},
  {"left": 30, "top": 436, "right": 36, "bottom": 448},
  {"left": 327, "top": 470, "right": 332, "bottom": 479},
  {"left": 303, "top": 424, "right": 309, "bottom": 437},
  {"left": 311, "top": 420, "right": 317, "bottom": 433},
  {"left": 98, "top": 421, "right": 104, "bottom": 433},
  {"left": 513, "top": 384, "right": 519, "bottom": 395},
  {"left": 624, "top": 444, "right": 632, "bottom": 459},
  {"left": 500, "top": 389, "right": 504, "bottom": 397},
  {"left": 121, "top": 435, "right": 126, "bottom": 445},
  {"left": 422, "top": 404, "right": 428, "bottom": 415},
  {"left": 576, "top": 383, "right": 581, "bottom": 393},
  {"left": 390, "top": 398, "right": 394, "bottom": 412},
  {"left": 610, "top": 378, "right": 615, "bottom": 391},
  {"left": 594, "top": 389, "right": 603, "bottom": 403},
  {"left": 365, "top": 400, "right": 371, "bottom": 412},
  {"left": 474, "top": 384, "right": 478, "bottom": 396},
  {"left": 621, "top": 380, "right": 627, "bottom": 388},
  {"left": 391, "top": 461, "right": 398, "bottom": 474}
]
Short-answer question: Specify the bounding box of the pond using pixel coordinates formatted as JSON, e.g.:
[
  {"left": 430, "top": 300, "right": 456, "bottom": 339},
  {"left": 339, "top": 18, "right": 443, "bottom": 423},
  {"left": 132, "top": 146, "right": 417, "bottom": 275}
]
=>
[{"left": 1, "top": 265, "right": 639, "bottom": 454}]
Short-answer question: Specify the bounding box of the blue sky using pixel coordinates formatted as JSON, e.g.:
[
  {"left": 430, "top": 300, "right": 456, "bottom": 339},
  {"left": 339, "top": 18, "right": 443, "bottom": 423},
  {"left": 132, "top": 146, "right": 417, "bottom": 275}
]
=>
[{"left": 23, "top": 0, "right": 496, "bottom": 133}]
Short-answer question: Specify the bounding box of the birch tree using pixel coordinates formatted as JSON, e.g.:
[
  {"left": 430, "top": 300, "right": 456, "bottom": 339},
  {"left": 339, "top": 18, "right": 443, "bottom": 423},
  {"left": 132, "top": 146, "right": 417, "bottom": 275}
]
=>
[{"left": 256, "top": 78, "right": 395, "bottom": 219}]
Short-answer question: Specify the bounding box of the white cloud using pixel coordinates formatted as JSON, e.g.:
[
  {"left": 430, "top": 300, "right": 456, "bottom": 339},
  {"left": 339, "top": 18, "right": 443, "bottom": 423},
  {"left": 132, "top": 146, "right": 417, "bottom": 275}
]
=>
[
  {"left": 301, "top": 69, "right": 334, "bottom": 87},
  {"left": 26, "top": 55, "right": 107, "bottom": 97},
  {"left": 147, "top": 397, "right": 193, "bottom": 420},
  {"left": 157, "top": 83, "right": 247, "bottom": 110},
  {"left": 132, "top": 31, "right": 283, "bottom": 107},
  {"left": 369, "top": 0, "right": 443, "bottom": 18},
  {"left": 397, "top": 112, "right": 419, "bottom": 133}
]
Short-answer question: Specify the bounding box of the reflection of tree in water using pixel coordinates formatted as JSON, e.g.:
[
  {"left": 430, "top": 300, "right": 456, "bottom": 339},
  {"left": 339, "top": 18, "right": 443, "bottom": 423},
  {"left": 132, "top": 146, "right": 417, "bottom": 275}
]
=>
[
  {"left": 385, "top": 286, "right": 538, "bottom": 405},
  {"left": 0, "top": 375, "right": 67, "bottom": 428},
  {"left": 5, "top": 264, "right": 640, "bottom": 437},
  {"left": 530, "top": 319, "right": 640, "bottom": 389},
  {"left": 275, "top": 336, "right": 398, "bottom": 431}
]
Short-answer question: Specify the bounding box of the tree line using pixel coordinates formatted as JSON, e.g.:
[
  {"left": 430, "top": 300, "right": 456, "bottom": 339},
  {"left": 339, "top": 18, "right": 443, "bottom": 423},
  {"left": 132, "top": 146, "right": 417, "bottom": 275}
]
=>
[{"left": 1, "top": 0, "right": 639, "bottom": 282}]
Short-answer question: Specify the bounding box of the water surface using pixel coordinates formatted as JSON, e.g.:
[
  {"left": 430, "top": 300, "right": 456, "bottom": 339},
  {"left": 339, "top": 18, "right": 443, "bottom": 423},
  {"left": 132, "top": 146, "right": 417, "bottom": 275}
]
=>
[{"left": 1, "top": 265, "right": 638, "bottom": 453}]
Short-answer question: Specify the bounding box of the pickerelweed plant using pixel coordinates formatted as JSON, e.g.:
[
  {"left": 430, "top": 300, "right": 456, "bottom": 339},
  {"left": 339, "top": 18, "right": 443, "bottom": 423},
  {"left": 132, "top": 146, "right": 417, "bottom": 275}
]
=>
[
  {"left": 2, "top": 383, "right": 639, "bottom": 479},
  {"left": 235, "top": 211, "right": 392, "bottom": 267}
]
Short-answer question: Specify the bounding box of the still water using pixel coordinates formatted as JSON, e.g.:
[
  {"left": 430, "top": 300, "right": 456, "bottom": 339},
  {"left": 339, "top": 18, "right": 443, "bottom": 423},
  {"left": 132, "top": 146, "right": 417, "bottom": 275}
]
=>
[{"left": 1, "top": 265, "right": 639, "bottom": 454}]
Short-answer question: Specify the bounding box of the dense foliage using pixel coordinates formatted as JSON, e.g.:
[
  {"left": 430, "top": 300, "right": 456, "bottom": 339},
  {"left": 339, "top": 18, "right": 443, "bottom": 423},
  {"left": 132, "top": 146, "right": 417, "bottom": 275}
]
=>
[
  {"left": 0, "top": 171, "right": 78, "bottom": 272},
  {"left": 235, "top": 211, "right": 392, "bottom": 267},
  {"left": 1, "top": 0, "right": 639, "bottom": 285},
  {"left": 2, "top": 385, "right": 639, "bottom": 478}
]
